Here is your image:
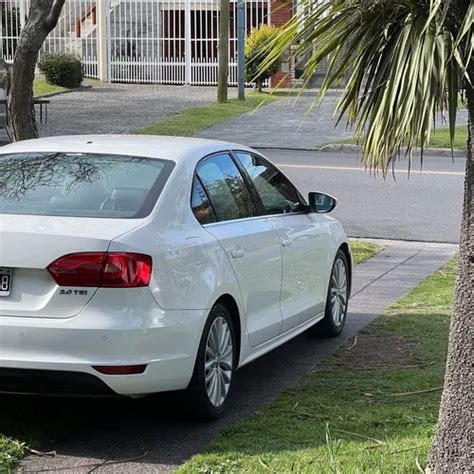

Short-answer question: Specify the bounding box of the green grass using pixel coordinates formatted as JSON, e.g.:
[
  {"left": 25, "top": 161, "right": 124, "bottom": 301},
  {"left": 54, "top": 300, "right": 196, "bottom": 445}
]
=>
[
  {"left": 0, "top": 240, "right": 383, "bottom": 472},
  {"left": 349, "top": 240, "right": 383, "bottom": 265},
  {"left": 0, "top": 436, "right": 24, "bottom": 472},
  {"left": 33, "top": 78, "right": 98, "bottom": 96},
  {"left": 333, "top": 126, "right": 468, "bottom": 150},
  {"left": 425, "top": 126, "right": 467, "bottom": 150},
  {"left": 135, "top": 92, "right": 280, "bottom": 136},
  {"left": 178, "top": 258, "right": 458, "bottom": 474},
  {"left": 33, "top": 79, "right": 68, "bottom": 96}
]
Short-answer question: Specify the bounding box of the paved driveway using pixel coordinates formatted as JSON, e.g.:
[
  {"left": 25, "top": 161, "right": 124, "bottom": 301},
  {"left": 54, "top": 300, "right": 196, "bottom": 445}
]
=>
[
  {"left": 17, "top": 240, "right": 456, "bottom": 473},
  {"left": 198, "top": 92, "right": 355, "bottom": 148},
  {"left": 37, "top": 83, "right": 234, "bottom": 137}
]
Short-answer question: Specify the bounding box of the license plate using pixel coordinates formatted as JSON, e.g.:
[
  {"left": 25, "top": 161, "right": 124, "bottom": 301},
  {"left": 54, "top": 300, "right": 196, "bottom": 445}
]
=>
[{"left": 0, "top": 268, "right": 12, "bottom": 296}]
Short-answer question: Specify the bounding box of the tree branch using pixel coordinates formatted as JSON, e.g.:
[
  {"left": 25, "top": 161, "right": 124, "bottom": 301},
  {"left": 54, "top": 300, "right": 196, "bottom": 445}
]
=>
[{"left": 46, "top": 0, "right": 65, "bottom": 30}]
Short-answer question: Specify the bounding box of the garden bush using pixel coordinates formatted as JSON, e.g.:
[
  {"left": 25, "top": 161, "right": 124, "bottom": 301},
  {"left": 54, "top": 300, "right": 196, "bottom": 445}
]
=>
[
  {"left": 38, "top": 53, "right": 83, "bottom": 88},
  {"left": 245, "top": 25, "right": 281, "bottom": 92}
]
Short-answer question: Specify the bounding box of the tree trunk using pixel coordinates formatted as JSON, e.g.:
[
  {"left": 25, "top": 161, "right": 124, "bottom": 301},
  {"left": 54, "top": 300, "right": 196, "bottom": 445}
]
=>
[
  {"left": 427, "top": 73, "right": 474, "bottom": 473},
  {"left": 0, "top": 59, "right": 13, "bottom": 92},
  {"left": 9, "top": 0, "right": 65, "bottom": 141},
  {"left": 217, "top": 0, "right": 229, "bottom": 103}
]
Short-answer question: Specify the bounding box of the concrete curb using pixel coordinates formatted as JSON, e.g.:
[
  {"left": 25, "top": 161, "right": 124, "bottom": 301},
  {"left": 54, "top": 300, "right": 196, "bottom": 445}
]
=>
[
  {"left": 37, "top": 85, "right": 92, "bottom": 99},
  {"left": 316, "top": 143, "right": 466, "bottom": 157},
  {"left": 254, "top": 143, "right": 466, "bottom": 157}
]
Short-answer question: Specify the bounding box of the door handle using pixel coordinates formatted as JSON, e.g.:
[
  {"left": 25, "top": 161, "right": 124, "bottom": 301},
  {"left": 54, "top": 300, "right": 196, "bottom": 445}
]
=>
[
  {"left": 281, "top": 238, "right": 292, "bottom": 247},
  {"left": 231, "top": 248, "right": 245, "bottom": 259}
]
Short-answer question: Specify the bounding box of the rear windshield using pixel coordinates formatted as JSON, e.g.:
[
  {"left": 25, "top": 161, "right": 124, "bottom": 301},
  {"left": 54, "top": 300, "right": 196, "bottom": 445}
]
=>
[{"left": 0, "top": 152, "right": 174, "bottom": 218}]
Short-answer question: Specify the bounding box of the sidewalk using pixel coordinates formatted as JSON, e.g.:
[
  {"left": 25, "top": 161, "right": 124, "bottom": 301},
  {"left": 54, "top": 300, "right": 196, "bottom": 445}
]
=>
[{"left": 19, "top": 239, "right": 457, "bottom": 474}]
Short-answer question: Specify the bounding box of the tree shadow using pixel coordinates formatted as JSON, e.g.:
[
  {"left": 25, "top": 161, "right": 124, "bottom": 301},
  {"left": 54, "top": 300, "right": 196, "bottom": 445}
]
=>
[{"left": 3, "top": 311, "right": 384, "bottom": 470}]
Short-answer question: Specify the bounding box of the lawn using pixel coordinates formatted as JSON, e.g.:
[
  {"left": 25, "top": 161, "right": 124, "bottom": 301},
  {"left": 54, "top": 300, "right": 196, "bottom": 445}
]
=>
[
  {"left": 179, "top": 258, "right": 457, "bottom": 473},
  {"left": 425, "top": 126, "right": 467, "bottom": 150},
  {"left": 33, "top": 79, "right": 67, "bottom": 96},
  {"left": 0, "top": 240, "right": 382, "bottom": 471},
  {"left": 349, "top": 239, "right": 383, "bottom": 265},
  {"left": 33, "top": 78, "right": 96, "bottom": 96},
  {"left": 135, "top": 92, "right": 280, "bottom": 137},
  {"left": 334, "top": 126, "right": 467, "bottom": 150}
]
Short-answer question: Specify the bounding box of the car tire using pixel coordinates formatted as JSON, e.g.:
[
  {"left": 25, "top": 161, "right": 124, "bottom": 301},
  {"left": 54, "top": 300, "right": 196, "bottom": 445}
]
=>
[
  {"left": 307, "top": 250, "right": 350, "bottom": 338},
  {"left": 185, "top": 303, "right": 236, "bottom": 421}
]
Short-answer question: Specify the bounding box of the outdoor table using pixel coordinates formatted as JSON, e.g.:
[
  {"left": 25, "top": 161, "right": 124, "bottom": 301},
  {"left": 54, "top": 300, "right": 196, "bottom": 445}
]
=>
[
  {"left": 34, "top": 97, "right": 49, "bottom": 124},
  {"left": 0, "top": 97, "right": 50, "bottom": 124}
]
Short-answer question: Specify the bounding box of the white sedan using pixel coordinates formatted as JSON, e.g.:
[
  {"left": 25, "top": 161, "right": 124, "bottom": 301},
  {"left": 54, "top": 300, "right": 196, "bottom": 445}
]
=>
[{"left": 0, "top": 136, "right": 351, "bottom": 419}]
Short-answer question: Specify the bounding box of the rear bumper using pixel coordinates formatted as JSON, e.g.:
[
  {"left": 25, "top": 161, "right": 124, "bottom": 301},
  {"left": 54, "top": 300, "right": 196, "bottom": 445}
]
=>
[
  {"left": 0, "top": 368, "right": 118, "bottom": 397},
  {"left": 0, "top": 289, "right": 208, "bottom": 396}
]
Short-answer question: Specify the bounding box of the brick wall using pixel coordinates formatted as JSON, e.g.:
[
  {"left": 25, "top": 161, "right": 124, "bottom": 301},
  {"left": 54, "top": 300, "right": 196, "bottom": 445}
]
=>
[{"left": 270, "top": 0, "right": 293, "bottom": 88}]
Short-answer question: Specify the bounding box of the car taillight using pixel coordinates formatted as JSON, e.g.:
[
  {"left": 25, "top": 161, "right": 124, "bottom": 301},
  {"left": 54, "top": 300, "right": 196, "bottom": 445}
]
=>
[
  {"left": 47, "top": 252, "right": 152, "bottom": 288},
  {"left": 47, "top": 252, "right": 106, "bottom": 287},
  {"left": 101, "top": 253, "right": 152, "bottom": 288}
]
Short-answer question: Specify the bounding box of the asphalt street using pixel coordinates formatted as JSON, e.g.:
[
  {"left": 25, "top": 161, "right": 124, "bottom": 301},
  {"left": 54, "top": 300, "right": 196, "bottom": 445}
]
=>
[
  {"left": 17, "top": 240, "right": 457, "bottom": 473},
  {"left": 263, "top": 149, "right": 465, "bottom": 244}
]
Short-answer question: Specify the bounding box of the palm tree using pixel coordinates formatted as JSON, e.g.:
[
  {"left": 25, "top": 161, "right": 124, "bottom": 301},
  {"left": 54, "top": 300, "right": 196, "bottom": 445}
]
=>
[{"left": 263, "top": 1, "right": 472, "bottom": 471}]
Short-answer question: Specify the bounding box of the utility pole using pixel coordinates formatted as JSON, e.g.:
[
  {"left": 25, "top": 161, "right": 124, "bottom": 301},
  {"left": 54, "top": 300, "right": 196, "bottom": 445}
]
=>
[
  {"left": 237, "top": 0, "right": 245, "bottom": 100},
  {"left": 217, "top": 0, "right": 229, "bottom": 103}
]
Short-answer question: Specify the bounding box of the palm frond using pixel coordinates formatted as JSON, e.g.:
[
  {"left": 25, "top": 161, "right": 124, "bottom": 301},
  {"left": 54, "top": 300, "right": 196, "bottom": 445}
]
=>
[{"left": 261, "top": 0, "right": 474, "bottom": 175}]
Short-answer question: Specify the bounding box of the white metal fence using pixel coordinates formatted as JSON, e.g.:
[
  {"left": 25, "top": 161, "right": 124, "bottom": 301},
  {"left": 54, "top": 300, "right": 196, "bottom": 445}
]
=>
[
  {"left": 1, "top": 0, "right": 99, "bottom": 78},
  {"left": 0, "top": 0, "right": 270, "bottom": 85}
]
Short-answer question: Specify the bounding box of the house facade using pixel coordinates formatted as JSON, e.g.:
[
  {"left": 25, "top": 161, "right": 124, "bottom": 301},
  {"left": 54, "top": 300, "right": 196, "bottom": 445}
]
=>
[{"left": 0, "top": 0, "right": 293, "bottom": 87}]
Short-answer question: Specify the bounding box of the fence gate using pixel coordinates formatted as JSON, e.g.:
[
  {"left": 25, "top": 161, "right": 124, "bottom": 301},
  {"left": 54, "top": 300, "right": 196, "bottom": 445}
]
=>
[{"left": 108, "top": 0, "right": 270, "bottom": 85}]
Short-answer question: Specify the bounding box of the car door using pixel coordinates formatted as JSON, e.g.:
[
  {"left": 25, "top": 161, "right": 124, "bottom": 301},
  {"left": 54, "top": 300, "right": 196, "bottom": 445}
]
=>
[
  {"left": 234, "top": 151, "right": 329, "bottom": 333},
  {"left": 192, "top": 152, "right": 283, "bottom": 347}
]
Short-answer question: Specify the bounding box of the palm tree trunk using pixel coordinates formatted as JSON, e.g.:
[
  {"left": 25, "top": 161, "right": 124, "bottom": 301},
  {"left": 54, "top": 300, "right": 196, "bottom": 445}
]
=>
[{"left": 427, "top": 76, "right": 474, "bottom": 473}]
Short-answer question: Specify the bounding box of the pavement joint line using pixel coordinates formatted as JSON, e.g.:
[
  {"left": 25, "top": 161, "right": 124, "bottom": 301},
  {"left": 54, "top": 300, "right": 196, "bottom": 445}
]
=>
[
  {"left": 349, "top": 236, "right": 460, "bottom": 245},
  {"left": 351, "top": 249, "right": 424, "bottom": 299},
  {"left": 278, "top": 163, "right": 465, "bottom": 176}
]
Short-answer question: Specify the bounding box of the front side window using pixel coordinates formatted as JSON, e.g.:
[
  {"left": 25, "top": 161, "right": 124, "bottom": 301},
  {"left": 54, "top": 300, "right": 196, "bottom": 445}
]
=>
[
  {"left": 236, "top": 152, "right": 301, "bottom": 215},
  {"left": 196, "top": 153, "right": 258, "bottom": 222},
  {"left": 0, "top": 152, "right": 174, "bottom": 218}
]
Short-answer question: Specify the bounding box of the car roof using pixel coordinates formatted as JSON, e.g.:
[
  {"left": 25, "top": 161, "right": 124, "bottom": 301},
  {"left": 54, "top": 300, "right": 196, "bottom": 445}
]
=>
[{"left": 0, "top": 135, "right": 254, "bottom": 163}]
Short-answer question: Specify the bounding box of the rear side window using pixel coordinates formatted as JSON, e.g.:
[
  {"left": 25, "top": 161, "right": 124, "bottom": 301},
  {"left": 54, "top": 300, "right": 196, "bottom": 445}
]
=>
[
  {"left": 0, "top": 152, "right": 174, "bottom": 218},
  {"left": 196, "top": 153, "right": 258, "bottom": 222},
  {"left": 191, "top": 177, "right": 217, "bottom": 224}
]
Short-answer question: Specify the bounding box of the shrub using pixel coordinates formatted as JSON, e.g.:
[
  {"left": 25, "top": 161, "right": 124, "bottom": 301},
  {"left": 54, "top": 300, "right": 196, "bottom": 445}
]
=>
[
  {"left": 245, "top": 25, "right": 282, "bottom": 92},
  {"left": 38, "top": 53, "right": 83, "bottom": 88}
]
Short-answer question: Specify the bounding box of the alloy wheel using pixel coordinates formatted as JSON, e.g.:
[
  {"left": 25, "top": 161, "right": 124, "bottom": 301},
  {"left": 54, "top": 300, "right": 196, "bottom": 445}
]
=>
[
  {"left": 204, "top": 316, "right": 233, "bottom": 407},
  {"left": 330, "top": 258, "right": 348, "bottom": 326}
]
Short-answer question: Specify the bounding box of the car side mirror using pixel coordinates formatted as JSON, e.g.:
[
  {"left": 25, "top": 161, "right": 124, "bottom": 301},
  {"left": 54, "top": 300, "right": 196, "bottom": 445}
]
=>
[{"left": 308, "top": 192, "right": 337, "bottom": 213}]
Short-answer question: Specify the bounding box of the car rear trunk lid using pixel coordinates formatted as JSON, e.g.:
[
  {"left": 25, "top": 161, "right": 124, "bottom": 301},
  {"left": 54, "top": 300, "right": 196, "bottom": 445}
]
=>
[{"left": 0, "top": 214, "right": 142, "bottom": 318}]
